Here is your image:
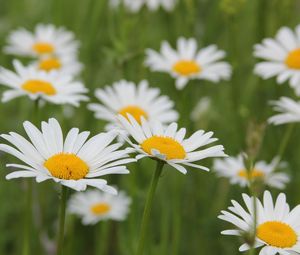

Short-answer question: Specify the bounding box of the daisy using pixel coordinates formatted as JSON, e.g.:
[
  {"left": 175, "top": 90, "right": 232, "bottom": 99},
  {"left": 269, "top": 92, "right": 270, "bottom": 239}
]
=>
[
  {"left": 213, "top": 154, "right": 289, "bottom": 189},
  {"left": 254, "top": 25, "right": 300, "bottom": 95},
  {"left": 145, "top": 37, "right": 232, "bottom": 89},
  {"left": 88, "top": 79, "right": 178, "bottom": 129},
  {"left": 4, "top": 23, "right": 79, "bottom": 57},
  {"left": 68, "top": 189, "right": 131, "bottom": 225},
  {"left": 110, "top": 0, "right": 176, "bottom": 12},
  {"left": 0, "top": 60, "right": 88, "bottom": 106},
  {"left": 219, "top": 190, "right": 300, "bottom": 255},
  {"left": 0, "top": 118, "right": 135, "bottom": 193},
  {"left": 268, "top": 97, "right": 300, "bottom": 125},
  {"left": 117, "top": 114, "right": 226, "bottom": 174}
]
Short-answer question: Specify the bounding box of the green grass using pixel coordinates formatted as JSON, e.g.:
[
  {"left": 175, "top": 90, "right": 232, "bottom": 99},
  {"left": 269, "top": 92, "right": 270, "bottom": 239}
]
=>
[{"left": 0, "top": 0, "right": 300, "bottom": 254}]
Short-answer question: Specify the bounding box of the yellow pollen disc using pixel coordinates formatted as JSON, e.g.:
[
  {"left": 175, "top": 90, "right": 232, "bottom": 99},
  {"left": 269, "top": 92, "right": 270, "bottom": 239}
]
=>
[
  {"left": 238, "top": 169, "right": 265, "bottom": 180},
  {"left": 22, "top": 79, "right": 56, "bottom": 96},
  {"left": 141, "top": 136, "right": 186, "bottom": 160},
  {"left": 91, "top": 203, "right": 111, "bottom": 215},
  {"left": 172, "top": 60, "right": 201, "bottom": 76},
  {"left": 32, "top": 42, "right": 54, "bottom": 54},
  {"left": 44, "top": 153, "right": 89, "bottom": 180},
  {"left": 119, "top": 105, "right": 148, "bottom": 124},
  {"left": 257, "top": 221, "right": 297, "bottom": 248},
  {"left": 285, "top": 48, "right": 300, "bottom": 69},
  {"left": 38, "top": 57, "right": 62, "bottom": 71}
]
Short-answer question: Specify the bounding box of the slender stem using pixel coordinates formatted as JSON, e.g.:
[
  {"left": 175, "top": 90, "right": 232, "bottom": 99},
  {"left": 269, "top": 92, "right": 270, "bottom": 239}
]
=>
[
  {"left": 136, "top": 161, "right": 164, "bottom": 255},
  {"left": 277, "top": 124, "right": 294, "bottom": 161},
  {"left": 57, "top": 186, "right": 68, "bottom": 255},
  {"left": 22, "top": 179, "right": 32, "bottom": 255}
]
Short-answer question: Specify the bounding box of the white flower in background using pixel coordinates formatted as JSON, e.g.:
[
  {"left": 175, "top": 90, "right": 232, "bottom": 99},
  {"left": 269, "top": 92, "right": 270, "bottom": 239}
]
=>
[
  {"left": 88, "top": 80, "right": 178, "bottom": 130},
  {"left": 110, "top": 0, "right": 176, "bottom": 12},
  {"left": 268, "top": 97, "right": 300, "bottom": 125},
  {"left": 219, "top": 191, "right": 300, "bottom": 255},
  {"left": 0, "top": 60, "right": 88, "bottom": 106},
  {"left": 4, "top": 23, "right": 79, "bottom": 57},
  {"left": 145, "top": 37, "right": 232, "bottom": 89},
  {"left": 254, "top": 25, "right": 300, "bottom": 95},
  {"left": 190, "top": 97, "right": 212, "bottom": 121},
  {"left": 0, "top": 118, "right": 136, "bottom": 193},
  {"left": 68, "top": 189, "right": 131, "bottom": 225},
  {"left": 118, "top": 114, "right": 226, "bottom": 174},
  {"left": 213, "top": 154, "right": 289, "bottom": 189}
]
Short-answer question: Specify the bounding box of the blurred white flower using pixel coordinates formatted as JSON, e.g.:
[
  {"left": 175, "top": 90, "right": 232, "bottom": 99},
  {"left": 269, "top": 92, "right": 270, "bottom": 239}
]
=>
[
  {"left": 110, "top": 0, "right": 176, "bottom": 12},
  {"left": 219, "top": 191, "right": 300, "bottom": 255},
  {"left": 145, "top": 37, "right": 231, "bottom": 89},
  {"left": 213, "top": 154, "right": 289, "bottom": 189},
  {"left": 190, "top": 97, "right": 212, "bottom": 121},
  {"left": 254, "top": 25, "right": 300, "bottom": 95},
  {"left": 268, "top": 97, "right": 300, "bottom": 125},
  {"left": 0, "top": 60, "right": 88, "bottom": 106},
  {"left": 68, "top": 189, "right": 131, "bottom": 225}
]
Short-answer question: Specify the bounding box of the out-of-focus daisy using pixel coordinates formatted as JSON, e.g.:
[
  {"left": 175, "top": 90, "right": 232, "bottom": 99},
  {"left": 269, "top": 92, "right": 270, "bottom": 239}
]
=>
[
  {"left": 219, "top": 190, "right": 300, "bottom": 255},
  {"left": 254, "top": 25, "right": 300, "bottom": 95},
  {"left": 110, "top": 0, "right": 176, "bottom": 12},
  {"left": 88, "top": 80, "right": 178, "bottom": 129},
  {"left": 190, "top": 96, "right": 212, "bottom": 122},
  {"left": 68, "top": 189, "right": 131, "bottom": 225},
  {"left": 0, "top": 118, "right": 135, "bottom": 193},
  {"left": 4, "top": 24, "right": 79, "bottom": 57},
  {"left": 0, "top": 60, "right": 88, "bottom": 106},
  {"left": 213, "top": 154, "right": 289, "bottom": 189},
  {"left": 117, "top": 114, "right": 226, "bottom": 174},
  {"left": 145, "top": 37, "right": 232, "bottom": 89},
  {"left": 268, "top": 97, "right": 300, "bottom": 125}
]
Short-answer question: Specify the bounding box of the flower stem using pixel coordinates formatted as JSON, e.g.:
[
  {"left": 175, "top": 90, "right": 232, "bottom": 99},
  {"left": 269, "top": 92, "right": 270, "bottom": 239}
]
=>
[
  {"left": 277, "top": 124, "right": 294, "bottom": 161},
  {"left": 136, "top": 160, "right": 164, "bottom": 255},
  {"left": 57, "top": 186, "right": 68, "bottom": 255},
  {"left": 22, "top": 179, "right": 32, "bottom": 255}
]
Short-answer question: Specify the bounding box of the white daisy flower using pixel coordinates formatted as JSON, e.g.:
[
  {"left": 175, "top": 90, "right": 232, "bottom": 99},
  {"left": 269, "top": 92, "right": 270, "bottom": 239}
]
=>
[
  {"left": 88, "top": 79, "right": 179, "bottom": 129},
  {"left": 219, "top": 190, "right": 300, "bottom": 255},
  {"left": 268, "top": 97, "right": 300, "bottom": 125},
  {"left": 0, "top": 118, "right": 136, "bottom": 193},
  {"left": 0, "top": 60, "right": 88, "bottom": 106},
  {"left": 117, "top": 114, "right": 226, "bottom": 174},
  {"left": 254, "top": 25, "right": 300, "bottom": 95},
  {"left": 68, "top": 189, "right": 131, "bottom": 225},
  {"left": 4, "top": 23, "right": 79, "bottom": 57},
  {"left": 145, "top": 37, "right": 232, "bottom": 89},
  {"left": 213, "top": 154, "right": 289, "bottom": 190},
  {"left": 110, "top": 0, "right": 176, "bottom": 12}
]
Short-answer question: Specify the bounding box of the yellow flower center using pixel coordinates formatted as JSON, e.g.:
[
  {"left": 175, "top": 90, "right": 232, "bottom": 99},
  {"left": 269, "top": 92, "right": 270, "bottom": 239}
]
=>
[
  {"left": 119, "top": 105, "right": 148, "bottom": 124},
  {"left": 91, "top": 203, "right": 111, "bottom": 215},
  {"left": 44, "top": 153, "right": 89, "bottom": 180},
  {"left": 141, "top": 136, "right": 186, "bottom": 160},
  {"left": 38, "top": 57, "right": 62, "bottom": 71},
  {"left": 172, "top": 60, "right": 201, "bottom": 76},
  {"left": 238, "top": 169, "right": 265, "bottom": 180},
  {"left": 32, "top": 42, "right": 54, "bottom": 54},
  {"left": 22, "top": 79, "right": 57, "bottom": 96},
  {"left": 257, "top": 221, "right": 297, "bottom": 248},
  {"left": 285, "top": 48, "right": 300, "bottom": 69}
]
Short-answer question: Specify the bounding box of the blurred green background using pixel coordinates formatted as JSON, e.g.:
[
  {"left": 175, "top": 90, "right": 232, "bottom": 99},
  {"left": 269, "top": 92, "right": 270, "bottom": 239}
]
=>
[{"left": 0, "top": 0, "right": 300, "bottom": 254}]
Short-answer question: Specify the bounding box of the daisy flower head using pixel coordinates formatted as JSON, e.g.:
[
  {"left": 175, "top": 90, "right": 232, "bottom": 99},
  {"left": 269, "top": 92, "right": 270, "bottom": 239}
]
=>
[
  {"left": 117, "top": 114, "right": 226, "bottom": 174},
  {"left": 88, "top": 79, "right": 179, "bottom": 129},
  {"left": 4, "top": 23, "right": 79, "bottom": 58},
  {"left": 219, "top": 190, "right": 300, "bottom": 255},
  {"left": 213, "top": 154, "right": 289, "bottom": 190},
  {"left": 0, "top": 118, "right": 136, "bottom": 193},
  {"left": 110, "top": 0, "right": 176, "bottom": 12},
  {"left": 68, "top": 189, "right": 131, "bottom": 225},
  {"left": 145, "top": 37, "right": 232, "bottom": 89},
  {"left": 0, "top": 60, "right": 88, "bottom": 106},
  {"left": 254, "top": 25, "right": 300, "bottom": 95},
  {"left": 268, "top": 97, "right": 300, "bottom": 125}
]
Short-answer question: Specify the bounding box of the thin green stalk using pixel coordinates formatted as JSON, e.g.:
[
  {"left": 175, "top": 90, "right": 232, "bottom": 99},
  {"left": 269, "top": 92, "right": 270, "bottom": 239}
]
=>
[
  {"left": 22, "top": 179, "right": 32, "bottom": 255},
  {"left": 276, "top": 124, "right": 294, "bottom": 161},
  {"left": 57, "top": 186, "right": 68, "bottom": 255},
  {"left": 136, "top": 161, "right": 165, "bottom": 255}
]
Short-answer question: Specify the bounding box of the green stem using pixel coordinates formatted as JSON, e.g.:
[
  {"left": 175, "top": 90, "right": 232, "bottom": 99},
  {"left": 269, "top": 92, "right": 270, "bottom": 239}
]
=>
[
  {"left": 57, "top": 186, "right": 68, "bottom": 255},
  {"left": 22, "top": 179, "right": 32, "bottom": 255},
  {"left": 277, "top": 124, "right": 294, "bottom": 161},
  {"left": 136, "top": 161, "right": 164, "bottom": 255}
]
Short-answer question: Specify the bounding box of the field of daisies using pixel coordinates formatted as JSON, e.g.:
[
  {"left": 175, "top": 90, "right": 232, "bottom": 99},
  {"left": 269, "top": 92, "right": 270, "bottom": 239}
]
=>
[{"left": 1, "top": 0, "right": 300, "bottom": 255}]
